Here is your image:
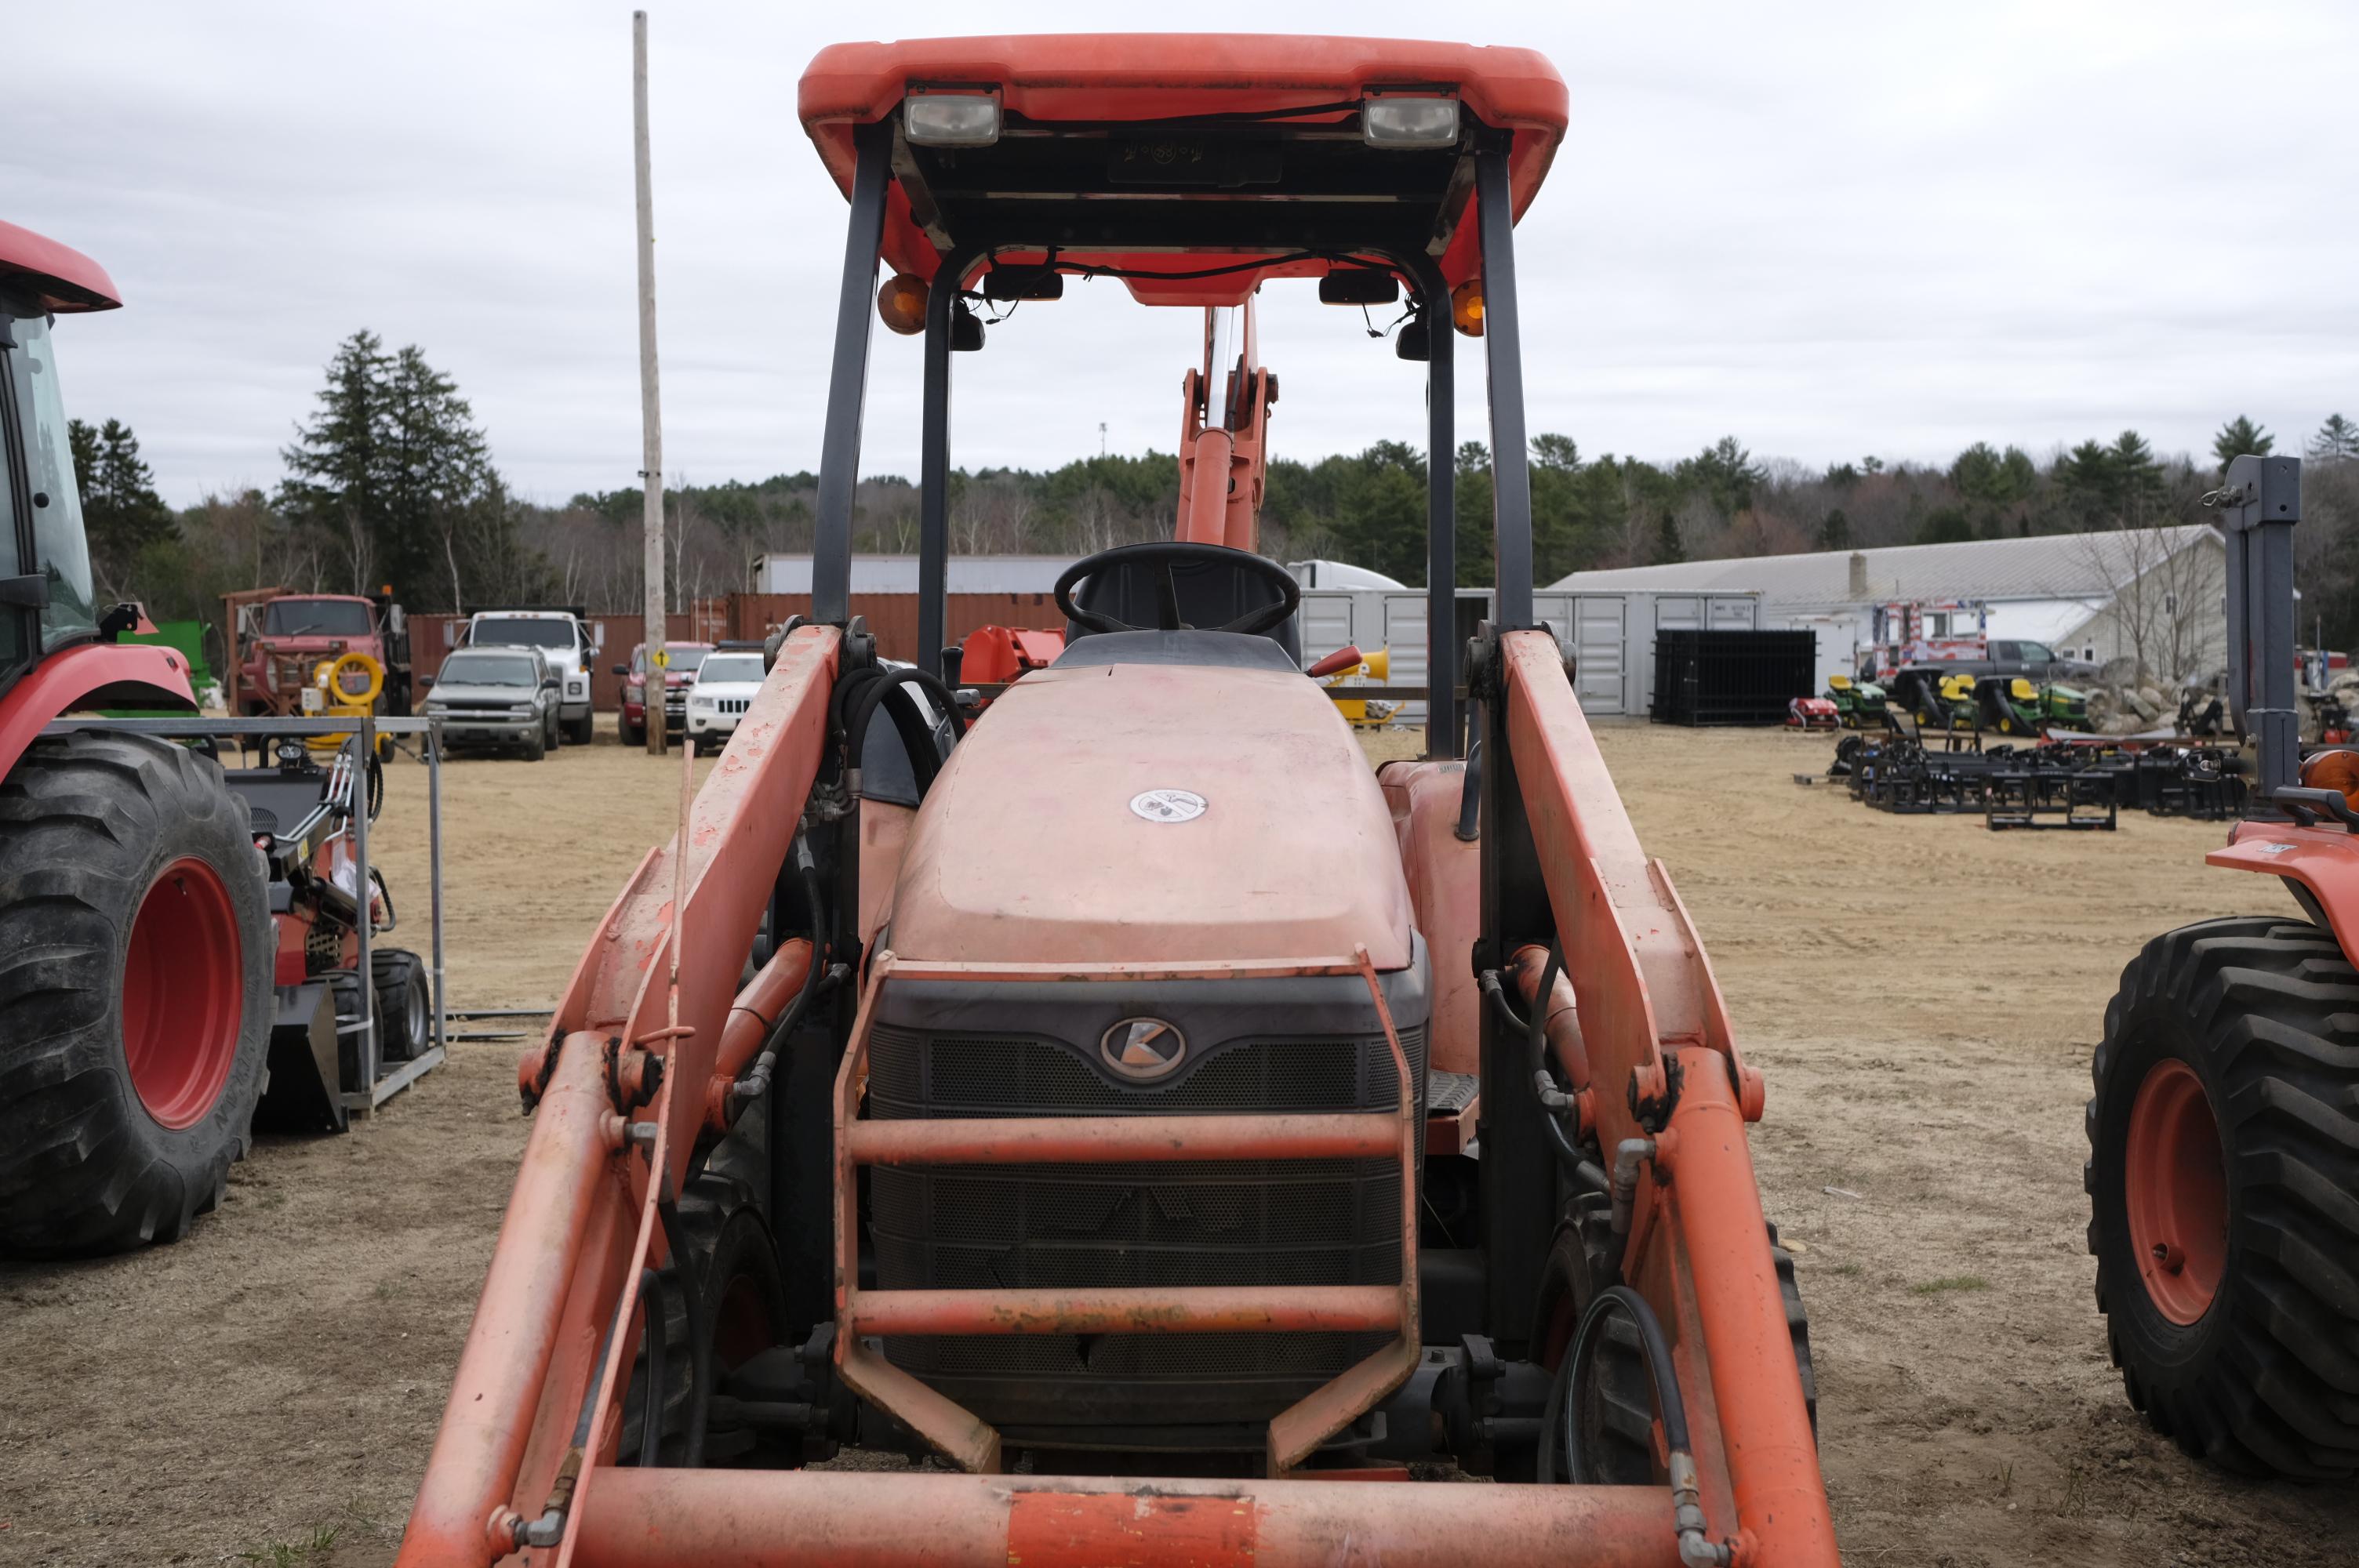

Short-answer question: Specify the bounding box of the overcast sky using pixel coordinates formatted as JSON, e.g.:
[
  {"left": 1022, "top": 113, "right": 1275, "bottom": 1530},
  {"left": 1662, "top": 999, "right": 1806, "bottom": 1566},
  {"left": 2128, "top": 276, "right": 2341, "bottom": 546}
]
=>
[{"left": 12, "top": 2, "right": 2355, "bottom": 507}]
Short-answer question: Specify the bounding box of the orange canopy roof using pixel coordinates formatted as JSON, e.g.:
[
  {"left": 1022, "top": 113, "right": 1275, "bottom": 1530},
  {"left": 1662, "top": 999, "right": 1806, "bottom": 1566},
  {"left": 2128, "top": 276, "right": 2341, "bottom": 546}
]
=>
[{"left": 798, "top": 34, "right": 1568, "bottom": 303}]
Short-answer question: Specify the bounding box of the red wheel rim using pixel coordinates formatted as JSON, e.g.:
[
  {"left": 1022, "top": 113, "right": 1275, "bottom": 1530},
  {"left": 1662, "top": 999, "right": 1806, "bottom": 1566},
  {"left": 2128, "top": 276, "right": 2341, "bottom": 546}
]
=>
[
  {"left": 122, "top": 856, "right": 245, "bottom": 1129},
  {"left": 2124, "top": 1057, "right": 2227, "bottom": 1325}
]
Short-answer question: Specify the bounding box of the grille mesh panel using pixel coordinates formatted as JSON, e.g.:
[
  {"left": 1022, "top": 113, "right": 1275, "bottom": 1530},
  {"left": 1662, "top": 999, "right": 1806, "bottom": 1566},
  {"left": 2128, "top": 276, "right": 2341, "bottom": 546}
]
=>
[{"left": 869, "top": 1022, "right": 1424, "bottom": 1427}]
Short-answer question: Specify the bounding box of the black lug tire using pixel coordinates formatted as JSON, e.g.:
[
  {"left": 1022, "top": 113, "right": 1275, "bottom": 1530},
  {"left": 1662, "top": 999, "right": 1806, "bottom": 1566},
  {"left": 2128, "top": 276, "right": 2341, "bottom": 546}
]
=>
[
  {"left": 2086, "top": 916, "right": 2359, "bottom": 1480},
  {"left": 619, "top": 1176, "right": 792, "bottom": 1468},
  {"left": 522, "top": 722, "right": 546, "bottom": 762},
  {"left": 0, "top": 732, "right": 273, "bottom": 1256},
  {"left": 565, "top": 711, "right": 595, "bottom": 746},
  {"left": 1532, "top": 1210, "right": 1816, "bottom": 1484},
  {"left": 370, "top": 948, "right": 433, "bottom": 1063}
]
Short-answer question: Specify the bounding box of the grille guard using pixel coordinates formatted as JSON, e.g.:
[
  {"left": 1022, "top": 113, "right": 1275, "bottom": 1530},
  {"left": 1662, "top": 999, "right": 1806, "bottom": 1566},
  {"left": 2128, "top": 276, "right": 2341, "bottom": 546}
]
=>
[{"left": 832, "top": 946, "right": 1423, "bottom": 1476}]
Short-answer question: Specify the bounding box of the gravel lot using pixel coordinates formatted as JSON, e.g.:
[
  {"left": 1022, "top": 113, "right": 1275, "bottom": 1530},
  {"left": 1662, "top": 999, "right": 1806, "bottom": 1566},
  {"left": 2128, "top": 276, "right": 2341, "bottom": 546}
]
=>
[{"left": 1, "top": 717, "right": 2352, "bottom": 1566}]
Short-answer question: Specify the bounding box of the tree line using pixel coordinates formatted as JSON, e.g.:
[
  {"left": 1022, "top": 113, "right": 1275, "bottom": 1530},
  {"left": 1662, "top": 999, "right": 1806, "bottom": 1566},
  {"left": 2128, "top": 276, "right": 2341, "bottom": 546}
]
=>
[{"left": 70, "top": 328, "right": 2359, "bottom": 655}]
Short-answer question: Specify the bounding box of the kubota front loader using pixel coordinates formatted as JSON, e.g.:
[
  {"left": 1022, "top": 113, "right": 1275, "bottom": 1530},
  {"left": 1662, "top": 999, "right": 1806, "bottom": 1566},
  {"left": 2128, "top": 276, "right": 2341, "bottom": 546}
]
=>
[{"left": 398, "top": 36, "right": 1837, "bottom": 1568}]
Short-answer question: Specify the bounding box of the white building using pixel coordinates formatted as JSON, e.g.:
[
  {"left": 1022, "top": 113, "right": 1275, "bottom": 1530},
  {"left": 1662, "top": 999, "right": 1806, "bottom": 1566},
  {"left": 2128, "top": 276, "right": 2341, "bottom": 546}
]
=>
[
  {"left": 751, "top": 554, "right": 1077, "bottom": 595},
  {"left": 1546, "top": 526, "right": 2230, "bottom": 688}
]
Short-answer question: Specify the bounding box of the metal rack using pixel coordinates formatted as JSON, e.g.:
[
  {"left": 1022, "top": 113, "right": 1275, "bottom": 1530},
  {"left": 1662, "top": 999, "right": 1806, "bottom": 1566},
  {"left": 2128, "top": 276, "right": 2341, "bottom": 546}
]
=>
[{"left": 42, "top": 712, "right": 448, "bottom": 1114}]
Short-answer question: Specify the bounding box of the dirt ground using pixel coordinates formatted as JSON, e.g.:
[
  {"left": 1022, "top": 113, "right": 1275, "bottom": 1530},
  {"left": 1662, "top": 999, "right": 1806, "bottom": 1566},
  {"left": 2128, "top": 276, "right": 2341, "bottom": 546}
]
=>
[{"left": 3, "top": 717, "right": 2354, "bottom": 1566}]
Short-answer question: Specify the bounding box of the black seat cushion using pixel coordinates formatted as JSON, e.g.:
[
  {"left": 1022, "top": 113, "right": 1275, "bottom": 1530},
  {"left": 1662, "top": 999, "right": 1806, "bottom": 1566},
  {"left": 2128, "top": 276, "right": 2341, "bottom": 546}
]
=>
[{"left": 1067, "top": 554, "right": 1300, "bottom": 664}]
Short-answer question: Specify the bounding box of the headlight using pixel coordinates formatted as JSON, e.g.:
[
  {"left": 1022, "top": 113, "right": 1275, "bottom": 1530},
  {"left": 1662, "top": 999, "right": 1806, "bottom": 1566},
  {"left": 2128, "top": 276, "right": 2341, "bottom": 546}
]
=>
[
  {"left": 510, "top": 705, "right": 536, "bottom": 719},
  {"left": 904, "top": 89, "right": 1000, "bottom": 147},
  {"left": 1361, "top": 94, "right": 1459, "bottom": 148}
]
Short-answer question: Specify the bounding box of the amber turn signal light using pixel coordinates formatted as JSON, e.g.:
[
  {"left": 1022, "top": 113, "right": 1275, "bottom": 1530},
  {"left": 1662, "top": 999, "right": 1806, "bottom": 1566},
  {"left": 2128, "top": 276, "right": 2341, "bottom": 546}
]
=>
[
  {"left": 2301, "top": 748, "right": 2359, "bottom": 810},
  {"left": 1450, "top": 280, "right": 1485, "bottom": 337},
  {"left": 878, "top": 274, "right": 929, "bottom": 336}
]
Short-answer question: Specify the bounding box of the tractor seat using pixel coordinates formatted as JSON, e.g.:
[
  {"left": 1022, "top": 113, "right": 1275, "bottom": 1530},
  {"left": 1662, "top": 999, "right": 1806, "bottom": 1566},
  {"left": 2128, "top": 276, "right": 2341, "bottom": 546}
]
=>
[{"left": 1064, "top": 547, "right": 1301, "bottom": 664}]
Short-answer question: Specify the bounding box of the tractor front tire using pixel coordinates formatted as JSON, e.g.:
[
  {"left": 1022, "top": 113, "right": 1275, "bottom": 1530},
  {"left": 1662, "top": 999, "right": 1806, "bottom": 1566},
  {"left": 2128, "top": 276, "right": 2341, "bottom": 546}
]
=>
[
  {"left": 0, "top": 731, "right": 272, "bottom": 1256},
  {"left": 2088, "top": 916, "right": 2359, "bottom": 1480}
]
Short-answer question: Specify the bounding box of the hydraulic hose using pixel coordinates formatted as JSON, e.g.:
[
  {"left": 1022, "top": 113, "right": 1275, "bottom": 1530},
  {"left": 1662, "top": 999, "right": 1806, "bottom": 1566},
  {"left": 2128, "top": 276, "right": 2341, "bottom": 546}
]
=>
[
  {"left": 1544, "top": 1283, "right": 1732, "bottom": 1568},
  {"left": 1481, "top": 945, "right": 1590, "bottom": 1177}
]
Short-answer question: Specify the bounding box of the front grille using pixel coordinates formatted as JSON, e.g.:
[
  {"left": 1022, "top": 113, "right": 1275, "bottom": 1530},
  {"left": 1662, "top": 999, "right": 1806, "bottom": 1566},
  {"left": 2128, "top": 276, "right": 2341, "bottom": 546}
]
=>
[{"left": 869, "top": 1021, "right": 1425, "bottom": 1436}]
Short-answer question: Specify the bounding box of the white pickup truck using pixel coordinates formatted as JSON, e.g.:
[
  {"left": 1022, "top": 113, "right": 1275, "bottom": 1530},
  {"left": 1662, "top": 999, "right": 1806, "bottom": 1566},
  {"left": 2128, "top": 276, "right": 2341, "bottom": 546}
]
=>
[{"left": 463, "top": 608, "right": 600, "bottom": 744}]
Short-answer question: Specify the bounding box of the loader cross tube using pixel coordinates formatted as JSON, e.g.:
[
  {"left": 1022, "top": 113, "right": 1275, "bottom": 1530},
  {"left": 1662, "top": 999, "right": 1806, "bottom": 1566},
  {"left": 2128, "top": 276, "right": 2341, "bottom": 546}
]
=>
[{"left": 830, "top": 946, "right": 1423, "bottom": 1477}]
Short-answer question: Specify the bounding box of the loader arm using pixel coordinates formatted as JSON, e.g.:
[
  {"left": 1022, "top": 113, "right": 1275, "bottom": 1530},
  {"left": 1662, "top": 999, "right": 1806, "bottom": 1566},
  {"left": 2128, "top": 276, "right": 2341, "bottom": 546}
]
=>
[
  {"left": 1496, "top": 629, "right": 1835, "bottom": 1564},
  {"left": 398, "top": 625, "right": 840, "bottom": 1568}
]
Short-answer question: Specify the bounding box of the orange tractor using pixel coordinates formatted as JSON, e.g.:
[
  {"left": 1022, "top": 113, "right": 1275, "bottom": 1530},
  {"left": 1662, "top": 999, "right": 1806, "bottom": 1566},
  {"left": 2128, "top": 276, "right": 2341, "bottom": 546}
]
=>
[
  {"left": 0, "top": 222, "right": 275, "bottom": 1254},
  {"left": 2086, "top": 454, "right": 2359, "bottom": 1479},
  {"left": 398, "top": 37, "right": 1834, "bottom": 1567}
]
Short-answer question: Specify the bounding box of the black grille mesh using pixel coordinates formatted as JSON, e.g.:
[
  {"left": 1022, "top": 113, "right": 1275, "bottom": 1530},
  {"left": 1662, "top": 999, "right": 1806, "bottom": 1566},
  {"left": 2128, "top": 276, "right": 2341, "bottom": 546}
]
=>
[{"left": 868, "top": 1023, "right": 1425, "bottom": 1425}]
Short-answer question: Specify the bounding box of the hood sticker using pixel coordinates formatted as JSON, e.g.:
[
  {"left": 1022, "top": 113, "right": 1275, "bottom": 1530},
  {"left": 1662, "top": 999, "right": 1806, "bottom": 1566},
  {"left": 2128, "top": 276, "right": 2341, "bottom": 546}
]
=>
[{"left": 1130, "top": 788, "right": 1206, "bottom": 823}]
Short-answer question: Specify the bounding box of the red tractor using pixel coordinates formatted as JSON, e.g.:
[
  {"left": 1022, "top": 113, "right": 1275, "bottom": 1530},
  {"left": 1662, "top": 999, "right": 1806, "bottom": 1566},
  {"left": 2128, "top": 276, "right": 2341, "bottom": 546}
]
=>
[
  {"left": 398, "top": 37, "right": 1834, "bottom": 1568},
  {"left": 0, "top": 221, "right": 274, "bottom": 1254},
  {"left": 2086, "top": 455, "right": 2359, "bottom": 1479}
]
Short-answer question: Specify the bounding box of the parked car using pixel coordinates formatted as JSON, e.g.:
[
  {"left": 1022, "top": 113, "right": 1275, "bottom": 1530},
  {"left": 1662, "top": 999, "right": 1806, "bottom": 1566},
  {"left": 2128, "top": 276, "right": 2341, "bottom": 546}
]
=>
[
  {"left": 420, "top": 648, "right": 563, "bottom": 760},
  {"left": 614, "top": 641, "right": 714, "bottom": 746},
  {"left": 684, "top": 651, "right": 766, "bottom": 753},
  {"left": 463, "top": 607, "right": 598, "bottom": 743}
]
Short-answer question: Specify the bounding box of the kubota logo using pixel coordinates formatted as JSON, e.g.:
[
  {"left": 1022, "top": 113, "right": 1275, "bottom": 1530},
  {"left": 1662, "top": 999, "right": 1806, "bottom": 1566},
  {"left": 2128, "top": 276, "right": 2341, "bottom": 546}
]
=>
[{"left": 1100, "top": 1018, "right": 1187, "bottom": 1080}]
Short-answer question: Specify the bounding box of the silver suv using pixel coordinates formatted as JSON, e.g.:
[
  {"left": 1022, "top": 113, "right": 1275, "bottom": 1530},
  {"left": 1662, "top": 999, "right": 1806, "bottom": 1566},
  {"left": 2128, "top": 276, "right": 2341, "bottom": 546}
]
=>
[{"left": 421, "top": 648, "right": 563, "bottom": 760}]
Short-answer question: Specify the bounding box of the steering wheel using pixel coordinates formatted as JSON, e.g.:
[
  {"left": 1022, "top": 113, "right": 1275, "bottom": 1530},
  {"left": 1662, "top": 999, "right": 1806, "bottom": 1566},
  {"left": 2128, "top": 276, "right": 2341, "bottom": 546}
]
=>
[{"left": 1053, "top": 541, "right": 1302, "bottom": 637}]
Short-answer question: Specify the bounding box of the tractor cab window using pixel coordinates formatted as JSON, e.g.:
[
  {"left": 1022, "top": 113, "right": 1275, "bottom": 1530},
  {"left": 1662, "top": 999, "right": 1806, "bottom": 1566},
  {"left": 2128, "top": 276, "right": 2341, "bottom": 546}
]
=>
[
  {"left": 264, "top": 598, "right": 375, "bottom": 637},
  {"left": 6, "top": 313, "right": 98, "bottom": 648}
]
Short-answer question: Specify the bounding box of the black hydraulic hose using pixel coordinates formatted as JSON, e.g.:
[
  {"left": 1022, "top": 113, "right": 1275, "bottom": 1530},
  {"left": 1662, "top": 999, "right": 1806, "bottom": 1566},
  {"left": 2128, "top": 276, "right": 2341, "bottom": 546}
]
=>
[
  {"left": 1483, "top": 948, "right": 1592, "bottom": 1178},
  {"left": 1540, "top": 1283, "right": 1688, "bottom": 1480},
  {"left": 655, "top": 1192, "right": 711, "bottom": 1468},
  {"left": 634, "top": 1268, "right": 669, "bottom": 1468},
  {"left": 1455, "top": 736, "right": 1483, "bottom": 841},
  {"left": 843, "top": 667, "right": 967, "bottom": 800}
]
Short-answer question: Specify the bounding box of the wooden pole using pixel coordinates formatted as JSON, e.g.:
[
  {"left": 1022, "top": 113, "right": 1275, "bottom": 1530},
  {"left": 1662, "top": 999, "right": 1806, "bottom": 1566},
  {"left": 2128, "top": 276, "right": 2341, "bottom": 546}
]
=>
[{"left": 633, "top": 9, "right": 667, "bottom": 754}]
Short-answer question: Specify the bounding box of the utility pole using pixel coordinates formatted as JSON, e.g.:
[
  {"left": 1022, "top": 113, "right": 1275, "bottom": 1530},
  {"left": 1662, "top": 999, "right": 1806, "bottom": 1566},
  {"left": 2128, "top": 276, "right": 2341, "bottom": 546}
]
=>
[{"left": 633, "top": 9, "right": 668, "bottom": 754}]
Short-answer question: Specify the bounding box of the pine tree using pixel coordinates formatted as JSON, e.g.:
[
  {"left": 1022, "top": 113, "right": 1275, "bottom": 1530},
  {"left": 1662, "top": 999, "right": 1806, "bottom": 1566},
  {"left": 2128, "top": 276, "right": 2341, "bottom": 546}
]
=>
[
  {"left": 276, "top": 332, "right": 503, "bottom": 606},
  {"left": 2309, "top": 413, "right": 2358, "bottom": 463},
  {"left": 1817, "top": 508, "right": 1849, "bottom": 550},
  {"left": 2212, "top": 415, "right": 2274, "bottom": 477},
  {"left": 67, "top": 417, "right": 175, "bottom": 598},
  {"left": 1654, "top": 512, "right": 1685, "bottom": 564}
]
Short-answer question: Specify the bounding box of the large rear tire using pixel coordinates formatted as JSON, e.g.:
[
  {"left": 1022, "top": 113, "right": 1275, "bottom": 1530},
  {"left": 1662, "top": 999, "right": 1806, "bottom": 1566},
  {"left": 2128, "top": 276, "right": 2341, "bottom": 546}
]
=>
[
  {"left": 0, "top": 731, "right": 273, "bottom": 1256},
  {"left": 2087, "top": 916, "right": 2359, "bottom": 1479}
]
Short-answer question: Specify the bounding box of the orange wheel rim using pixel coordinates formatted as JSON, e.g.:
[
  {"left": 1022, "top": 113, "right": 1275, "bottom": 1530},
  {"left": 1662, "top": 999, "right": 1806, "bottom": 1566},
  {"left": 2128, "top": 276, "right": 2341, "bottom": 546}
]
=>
[
  {"left": 122, "top": 857, "right": 245, "bottom": 1129},
  {"left": 2124, "top": 1057, "right": 2226, "bottom": 1325}
]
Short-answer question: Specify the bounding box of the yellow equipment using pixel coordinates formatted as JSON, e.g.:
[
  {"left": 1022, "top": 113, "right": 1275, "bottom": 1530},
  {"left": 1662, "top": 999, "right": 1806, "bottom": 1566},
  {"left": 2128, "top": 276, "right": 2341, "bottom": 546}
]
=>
[
  {"left": 303, "top": 651, "right": 387, "bottom": 754},
  {"left": 1321, "top": 646, "right": 1400, "bottom": 729}
]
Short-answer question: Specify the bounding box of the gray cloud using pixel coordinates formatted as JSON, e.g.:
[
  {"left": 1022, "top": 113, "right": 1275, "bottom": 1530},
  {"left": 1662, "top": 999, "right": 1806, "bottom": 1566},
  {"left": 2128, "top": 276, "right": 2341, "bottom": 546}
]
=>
[{"left": 11, "top": 2, "right": 2354, "bottom": 506}]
